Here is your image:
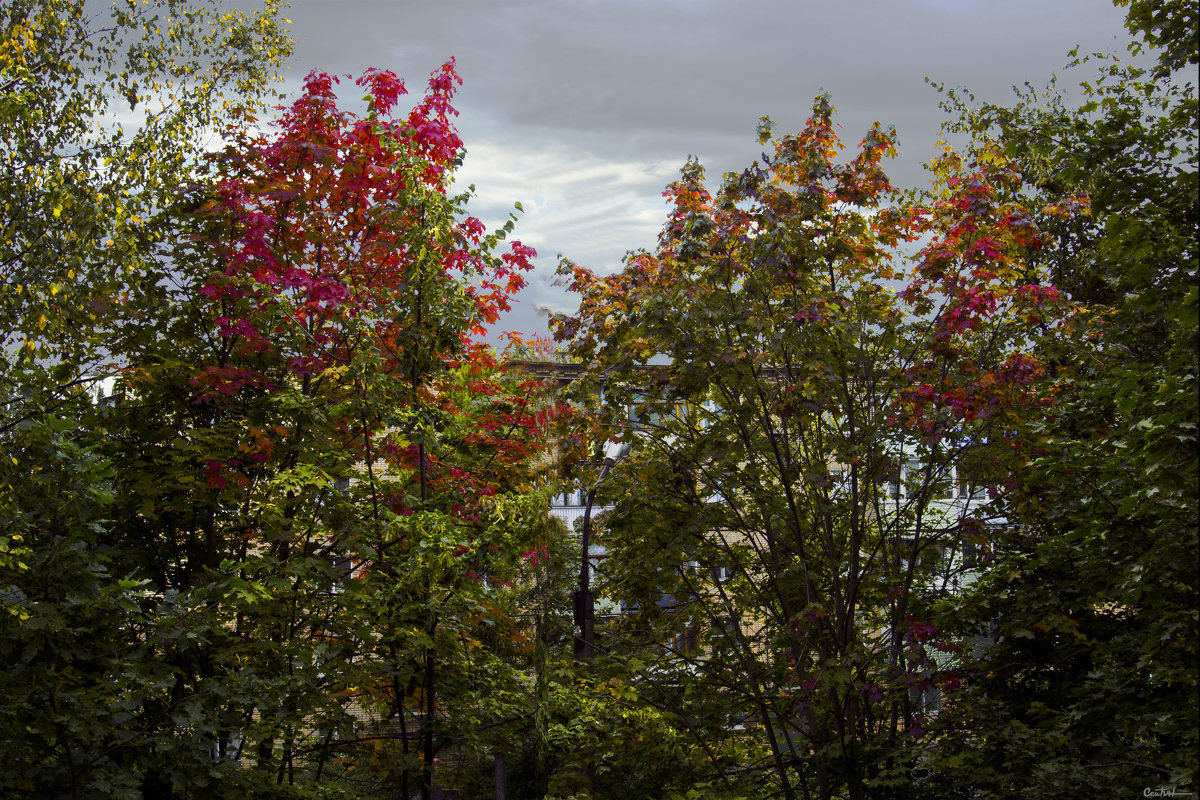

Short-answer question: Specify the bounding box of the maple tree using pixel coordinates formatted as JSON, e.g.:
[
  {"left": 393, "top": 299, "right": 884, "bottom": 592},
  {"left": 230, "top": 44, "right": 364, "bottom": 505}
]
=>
[
  {"left": 1, "top": 4, "right": 564, "bottom": 789},
  {"left": 1, "top": 1, "right": 290, "bottom": 796},
  {"left": 549, "top": 2, "right": 1195, "bottom": 797},
  {"left": 118, "top": 59, "right": 558, "bottom": 798},
  {"left": 923, "top": 2, "right": 1198, "bottom": 794},
  {"left": 551, "top": 88, "right": 1066, "bottom": 798}
]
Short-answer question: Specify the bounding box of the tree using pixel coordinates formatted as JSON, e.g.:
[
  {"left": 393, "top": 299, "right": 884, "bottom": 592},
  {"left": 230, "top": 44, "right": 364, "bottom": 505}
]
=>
[
  {"left": 551, "top": 92, "right": 1057, "bottom": 799},
  {"left": 1, "top": 0, "right": 290, "bottom": 390},
  {"left": 1, "top": 2, "right": 291, "bottom": 796},
  {"left": 926, "top": 1, "right": 1198, "bottom": 794},
  {"left": 2, "top": 11, "right": 563, "bottom": 794}
]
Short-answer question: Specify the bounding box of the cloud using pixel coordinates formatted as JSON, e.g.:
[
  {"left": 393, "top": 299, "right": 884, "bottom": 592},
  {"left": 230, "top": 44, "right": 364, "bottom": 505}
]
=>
[
  {"left": 455, "top": 137, "right": 678, "bottom": 270},
  {"left": 449, "top": 134, "right": 681, "bottom": 341},
  {"left": 272, "top": 0, "right": 1137, "bottom": 342}
]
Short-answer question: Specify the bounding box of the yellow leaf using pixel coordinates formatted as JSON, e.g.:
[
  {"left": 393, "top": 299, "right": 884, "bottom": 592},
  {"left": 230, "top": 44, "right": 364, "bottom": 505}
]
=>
[{"left": 53, "top": 205, "right": 62, "bottom": 218}]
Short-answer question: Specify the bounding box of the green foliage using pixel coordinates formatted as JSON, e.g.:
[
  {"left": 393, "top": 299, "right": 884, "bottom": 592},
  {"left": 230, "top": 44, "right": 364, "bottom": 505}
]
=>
[
  {"left": 0, "top": 4, "right": 563, "bottom": 799},
  {"left": 1118, "top": 0, "right": 1198, "bottom": 76},
  {"left": 927, "top": 3, "right": 1198, "bottom": 796},
  {"left": 1, "top": 3, "right": 292, "bottom": 796},
  {"left": 551, "top": 5, "right": 1196, "bottom": 800},
  {"left": 0, "top": 0, "right": 290, "bottom": 369},
  {"left": 3, "top": 2, "right": 1193, "bottom": 799},
  {"left": 552, "top": 86, "right": 1053, "bottom": 798}
]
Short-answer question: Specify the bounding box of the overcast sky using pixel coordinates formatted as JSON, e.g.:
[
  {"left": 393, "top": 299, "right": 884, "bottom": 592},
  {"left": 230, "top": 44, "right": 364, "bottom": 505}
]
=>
[{"left": 271, "top": 0, "right": 1136, "bottom": 341}]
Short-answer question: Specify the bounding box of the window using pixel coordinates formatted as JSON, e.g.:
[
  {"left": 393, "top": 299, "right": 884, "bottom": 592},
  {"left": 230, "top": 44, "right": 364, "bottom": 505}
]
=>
[
  {"left": 888, "top": 458, "right": 960, "bottom": 500},
  {"left": 956, "top": 474, "right": 987, "bottom": 500},
  {"left": 716, "top": 616, "right": 741, "bottom": 640},
  {"left": 209, "top": 730, "right": 243, "bottom": 761},
  {"left": 629, "top": 391, "right": 692, "bottom": 431},
  {"left": 910, "top": 684, "right": 941, "bottom": 715},
  {"left": 672, "top": 626, "right": 700, "bottom": 654},
  {"left": 330, "top": 553, "right": 354, "bottom": 594},
  {"left": 902, "top": 536, "right": 954, "bottom": 571}
]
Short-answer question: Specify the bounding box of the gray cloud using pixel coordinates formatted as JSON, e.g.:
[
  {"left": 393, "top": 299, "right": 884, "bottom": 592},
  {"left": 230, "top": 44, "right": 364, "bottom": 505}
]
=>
[{"left": 268, "top": 0, "right": 1135, "bottom": 339}]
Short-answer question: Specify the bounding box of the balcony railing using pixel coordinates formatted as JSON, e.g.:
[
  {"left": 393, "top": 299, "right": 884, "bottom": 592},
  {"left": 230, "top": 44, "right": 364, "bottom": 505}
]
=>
[{"left": 549, "top": 504, "right": 613, "bottom": 530}]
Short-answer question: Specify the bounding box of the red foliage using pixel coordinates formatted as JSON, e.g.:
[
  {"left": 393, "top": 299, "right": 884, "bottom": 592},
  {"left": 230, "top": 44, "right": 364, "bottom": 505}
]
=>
[
  {"left": 186, "top": 64, "right": 551, "bottom": 533},
  {"left": 194, "top": 61, "right": 534, "bottom": 390}
]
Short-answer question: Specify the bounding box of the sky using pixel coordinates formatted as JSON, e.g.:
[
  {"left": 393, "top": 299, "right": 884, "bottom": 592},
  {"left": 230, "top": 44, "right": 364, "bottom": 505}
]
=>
[{"left": 270, "top": 0, "right": 1137, "bottom": 341}]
